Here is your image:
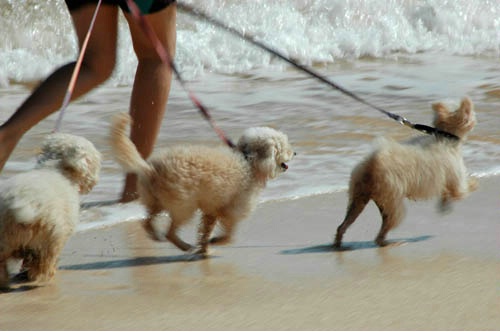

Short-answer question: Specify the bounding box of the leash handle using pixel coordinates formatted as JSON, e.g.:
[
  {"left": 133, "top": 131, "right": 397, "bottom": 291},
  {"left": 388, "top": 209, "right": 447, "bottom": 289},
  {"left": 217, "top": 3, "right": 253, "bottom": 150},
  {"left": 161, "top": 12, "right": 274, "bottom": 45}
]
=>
[
  {"left": 125, "top": 0, "right": 236, "bottom": 148},
  {"left": 54, "top": 0, "right": 103, "bottom": 132},
  {"left": 177, "top": 2, "right": 459, "bottom": 141}
]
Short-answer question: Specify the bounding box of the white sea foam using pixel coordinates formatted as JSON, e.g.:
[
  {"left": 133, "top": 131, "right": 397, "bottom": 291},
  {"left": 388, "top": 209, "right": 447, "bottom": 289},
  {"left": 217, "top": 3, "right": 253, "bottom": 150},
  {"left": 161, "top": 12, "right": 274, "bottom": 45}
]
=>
[
  {"left": 1, "top": 0, "right": 499, "bottom": 85},
  {"left": 77, "top": 201, "right": 147, "bottom": 232}
]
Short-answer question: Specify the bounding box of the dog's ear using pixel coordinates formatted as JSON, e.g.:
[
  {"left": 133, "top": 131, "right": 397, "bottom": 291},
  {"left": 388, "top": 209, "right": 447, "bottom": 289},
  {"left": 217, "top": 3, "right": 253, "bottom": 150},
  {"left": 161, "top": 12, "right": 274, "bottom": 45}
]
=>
[
  {"left": 37, "top": 134, "right": 101, "bottom": 194},
  {"left": 239, "top": 138, "right": 275, "bottom": 160},
  {"left": 56, "top": 149, "right": 96, "bottom": 194},
  {"left": 257, "top": 140, "right": 278, "bottom": 179},
  {"left": 432, "top": 102, "right": 449, "bottom": 119},
  {"left": 457, "top": 97, "right": 473, "bottom": 119},
  {"left": 239, "top": 138, "right": 278, "bottom": 179}
]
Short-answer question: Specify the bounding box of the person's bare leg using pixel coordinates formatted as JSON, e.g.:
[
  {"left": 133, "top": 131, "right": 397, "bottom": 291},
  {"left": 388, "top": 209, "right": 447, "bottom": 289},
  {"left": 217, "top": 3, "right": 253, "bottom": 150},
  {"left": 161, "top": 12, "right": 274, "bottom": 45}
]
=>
[
  {"left": 120, "top": 4, "right": 176, "bottom": 202},
  {"left": 0, "top": 5, "right": 119, "bottom": 172}
]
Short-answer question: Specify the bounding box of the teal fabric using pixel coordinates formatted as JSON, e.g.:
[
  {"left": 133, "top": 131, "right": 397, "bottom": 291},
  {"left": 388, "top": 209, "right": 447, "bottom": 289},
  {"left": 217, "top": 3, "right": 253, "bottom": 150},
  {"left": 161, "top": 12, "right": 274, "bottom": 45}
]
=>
[
  {"left": 65, "top": 0, "right": 175, "bottom": 14},
  {"left": 135, "top": 0, "right": 155, "bottom": 14}
]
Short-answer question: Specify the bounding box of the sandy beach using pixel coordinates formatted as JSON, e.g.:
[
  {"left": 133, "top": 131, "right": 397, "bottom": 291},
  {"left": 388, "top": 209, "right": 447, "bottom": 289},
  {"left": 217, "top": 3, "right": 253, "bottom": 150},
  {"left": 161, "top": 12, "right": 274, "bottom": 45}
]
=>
[
  {"left": 1, "top": 176, "right": 498, "bottom": 330},
  {"left": 1, "top": 1, "right": 499, "bottom": 330}
]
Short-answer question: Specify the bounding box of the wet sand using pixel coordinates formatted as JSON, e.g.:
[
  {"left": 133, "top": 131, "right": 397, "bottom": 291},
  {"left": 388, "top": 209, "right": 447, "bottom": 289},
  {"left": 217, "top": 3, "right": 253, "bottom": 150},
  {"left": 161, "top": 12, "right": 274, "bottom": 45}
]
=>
[{"left": 1, "top": 177, "right": 499, "bottom": 330}]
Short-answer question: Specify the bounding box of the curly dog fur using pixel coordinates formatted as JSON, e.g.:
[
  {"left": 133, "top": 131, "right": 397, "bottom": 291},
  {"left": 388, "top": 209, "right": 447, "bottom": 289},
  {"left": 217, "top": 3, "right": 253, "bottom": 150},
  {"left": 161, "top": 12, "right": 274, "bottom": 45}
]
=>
[
  {"left": 0, "top": 134, "right": 101, "bottom": 289},
  {"left": 334, "top": 97, "right": 477, "bottom": 248},
  {"left": 110, "top": 113, "right": 294, "bottom": 256}
]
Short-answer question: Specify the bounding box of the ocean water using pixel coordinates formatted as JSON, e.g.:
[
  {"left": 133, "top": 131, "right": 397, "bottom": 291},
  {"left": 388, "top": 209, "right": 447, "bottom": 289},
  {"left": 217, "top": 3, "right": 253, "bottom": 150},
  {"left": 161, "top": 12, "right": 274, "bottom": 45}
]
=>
[{"left": 1, "top": 0, "right": 499, "bottom": 231}]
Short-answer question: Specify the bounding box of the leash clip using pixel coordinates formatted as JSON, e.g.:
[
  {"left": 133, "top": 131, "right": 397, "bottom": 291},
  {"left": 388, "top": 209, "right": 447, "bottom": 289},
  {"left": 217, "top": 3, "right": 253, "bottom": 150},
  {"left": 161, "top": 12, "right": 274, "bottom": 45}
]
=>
[{"left": 397, "top": 116, "right": 413, "bottom": 128}]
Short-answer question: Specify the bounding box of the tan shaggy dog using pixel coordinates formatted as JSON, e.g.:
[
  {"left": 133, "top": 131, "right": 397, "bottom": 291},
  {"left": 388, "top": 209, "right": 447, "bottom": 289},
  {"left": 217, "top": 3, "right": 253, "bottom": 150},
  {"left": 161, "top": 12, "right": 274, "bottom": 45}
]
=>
[
  {"left": 0, "top": 134, "right": 101, "bottom": 290},
  {"left": 334, "top": 97, "right": 477, "bottom": 248},
  {"left": 110, "top": 113, "right": 294, "bottom": 256}
]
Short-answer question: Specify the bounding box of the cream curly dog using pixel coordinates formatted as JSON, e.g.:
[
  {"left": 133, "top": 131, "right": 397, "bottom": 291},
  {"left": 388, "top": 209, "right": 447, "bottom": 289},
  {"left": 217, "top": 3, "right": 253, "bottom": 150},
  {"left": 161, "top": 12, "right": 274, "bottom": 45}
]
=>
[
  {"left": 110, "top": 113, "right": 294, "bottom": 256},
  {"left": 0, "top": 133, "right": 101, "bottom": 289},
  {"left": 334, "top": 97, "right": 477, "bottom": 248}
]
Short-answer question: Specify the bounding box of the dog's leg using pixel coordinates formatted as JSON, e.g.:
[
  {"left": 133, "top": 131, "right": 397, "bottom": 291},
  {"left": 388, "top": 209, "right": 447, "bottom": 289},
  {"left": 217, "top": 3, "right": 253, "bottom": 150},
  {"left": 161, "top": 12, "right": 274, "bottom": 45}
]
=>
[
  {"left": 467, "top": 176, "right": 478, "bottom": 192},
  {"left": 142, "top": 206, "right": 193, "bottom": 250},
  {"left": 142, "top": 213, "right": 169, "bottom": 242},
  {"left": 192, "top": 214, "right": 217, "bottom": 256},
  {"left": 439, "top": 180, "right": 471, "bottom": 213},
  {"left": 142, "top": 203, "right": 166, "bottom": 240},
  {"left": 36, "top": 241, "right": 64, "bottom": 284},
  {"left": 165, "top": 221, "right": 194, "bottom": 252},
  {"left": 447, "top": 181, "right": 472, "bottom": 201},
  {"left": 210, "top": 217, "right": 236, "bottom": 245},
  {"left": 374, "top": 199, "right": 405, "bottom": 247},
  {"left": 440, "top": 170, "right": 476, "bottom": 211},
  {"left": 209, "top": 235, "right": 231, "bottom": 245},
  {"left": 13, "top": 248, "right": 37, "bottom": 282},
  {"left": 25, "top": 251, "right": 43, "bottom": 282},
  {"left": 334, "top": 195, "right": 370, "bottom": 248},
  {"left": 335, "top": 165, "right": 374, "bottom": 248},
  {"left": 439, "top": 191, "right": 453, "bottom": 213}
]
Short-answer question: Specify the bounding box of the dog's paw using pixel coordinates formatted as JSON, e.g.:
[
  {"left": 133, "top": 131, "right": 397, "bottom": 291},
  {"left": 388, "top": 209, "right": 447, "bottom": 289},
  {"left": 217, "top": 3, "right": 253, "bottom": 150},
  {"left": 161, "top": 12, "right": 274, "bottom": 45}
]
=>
[
  {"left": 438, "top": 200, "right": 453, "bottom": 214},
  {"left": 187, "top": 246, "right": 213, "bottom": 259},
  {"left": 375, "top": 238, "right": 406, "bottom": 247},
  {"left": 468, "top": 177, "right": 479, "bottom": 192},
  {"left": 381, "top": 240, "right": 407, "bottom": 247},
  {"left": 332, "top": 243, "right": 352, "bottom": 252},
  {"left": 209, "top": 235, "right": 231, "bottom": 245}
]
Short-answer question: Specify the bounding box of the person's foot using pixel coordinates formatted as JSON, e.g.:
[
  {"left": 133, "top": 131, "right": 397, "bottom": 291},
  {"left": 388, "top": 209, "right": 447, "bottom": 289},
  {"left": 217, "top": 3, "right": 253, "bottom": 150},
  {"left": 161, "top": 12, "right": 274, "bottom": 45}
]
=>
[
  {"left": 119, "top": 173, "right": 139, "bottom": 203},
  {"left": 119, "top": 191, "right": 139, "bottom": 203}
]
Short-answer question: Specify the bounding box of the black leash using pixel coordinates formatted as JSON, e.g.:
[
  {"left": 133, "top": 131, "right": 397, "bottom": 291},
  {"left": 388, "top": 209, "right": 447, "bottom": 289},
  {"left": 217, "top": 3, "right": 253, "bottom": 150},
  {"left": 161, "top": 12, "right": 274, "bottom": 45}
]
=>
[{"left": 177, "top": 2, "right": 459, "bottom": 141}]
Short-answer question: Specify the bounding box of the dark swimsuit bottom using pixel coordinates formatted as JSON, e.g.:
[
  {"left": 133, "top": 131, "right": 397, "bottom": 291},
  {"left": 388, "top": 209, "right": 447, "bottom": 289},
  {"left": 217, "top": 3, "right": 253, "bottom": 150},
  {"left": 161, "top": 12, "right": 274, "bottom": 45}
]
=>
[{"left": 65, "top": 0, "right": 176, "bottom": 14}]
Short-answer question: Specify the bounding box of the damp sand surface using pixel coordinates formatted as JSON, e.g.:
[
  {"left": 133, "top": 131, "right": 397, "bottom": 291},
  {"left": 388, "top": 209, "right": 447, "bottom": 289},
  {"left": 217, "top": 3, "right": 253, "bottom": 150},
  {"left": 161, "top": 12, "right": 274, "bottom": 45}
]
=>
[{"left": 2, "top": 177, "right": 498, "bottom": 330}]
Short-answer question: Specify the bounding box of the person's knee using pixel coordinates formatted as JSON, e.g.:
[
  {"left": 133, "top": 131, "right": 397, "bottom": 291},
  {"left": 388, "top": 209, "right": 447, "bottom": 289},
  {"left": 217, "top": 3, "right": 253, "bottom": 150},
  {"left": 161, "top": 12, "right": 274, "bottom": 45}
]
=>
[
  {"left": 83, "top": 52, "right": 116, "bottom": 84},
  {"left": 136, "top": 57, "right": 171, "bottom": 76},
  {"left": 91, "top": 59, "right": 115, "bottom": 84}
]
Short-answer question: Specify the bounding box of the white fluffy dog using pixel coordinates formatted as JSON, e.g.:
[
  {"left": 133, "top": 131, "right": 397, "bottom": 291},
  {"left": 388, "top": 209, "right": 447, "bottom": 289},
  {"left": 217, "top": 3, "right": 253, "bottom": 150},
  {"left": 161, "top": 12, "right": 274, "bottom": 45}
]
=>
[
  {"left": 110, "top": 113, "right": 294, "bottom": 256},
  {"left": 334, "top": 97, "right": 477, "bottom": 248},
  {"left": 0, "top": 133, "right": 101, "bottom": 289}
]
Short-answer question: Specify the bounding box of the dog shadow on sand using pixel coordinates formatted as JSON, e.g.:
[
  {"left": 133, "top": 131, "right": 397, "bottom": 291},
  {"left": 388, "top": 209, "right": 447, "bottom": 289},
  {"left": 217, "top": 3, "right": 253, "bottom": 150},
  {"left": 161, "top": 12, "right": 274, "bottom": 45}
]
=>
[
  {"left": 59, "top": 253, "right": 211, "bottom": 271},
  {"left": 1, "top": 255, "right": 209, "bottom": 293},
  {"left": 280, "top": 235, "right": 433, "bottom": 255}
]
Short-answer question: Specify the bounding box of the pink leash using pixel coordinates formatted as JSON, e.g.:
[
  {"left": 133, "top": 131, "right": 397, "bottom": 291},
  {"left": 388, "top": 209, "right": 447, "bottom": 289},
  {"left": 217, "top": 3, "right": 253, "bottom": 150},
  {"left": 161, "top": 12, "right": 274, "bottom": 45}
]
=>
[{"left": 54, "top": 0, "right": 103, "bottom": 132}]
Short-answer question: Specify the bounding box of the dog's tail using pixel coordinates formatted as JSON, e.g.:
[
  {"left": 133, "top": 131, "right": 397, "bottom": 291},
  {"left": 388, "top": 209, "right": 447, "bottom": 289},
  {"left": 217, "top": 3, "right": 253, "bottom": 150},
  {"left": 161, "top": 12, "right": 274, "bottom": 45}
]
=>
[{"left": 110, "top": 113, "right": 152, "bottom": 176}]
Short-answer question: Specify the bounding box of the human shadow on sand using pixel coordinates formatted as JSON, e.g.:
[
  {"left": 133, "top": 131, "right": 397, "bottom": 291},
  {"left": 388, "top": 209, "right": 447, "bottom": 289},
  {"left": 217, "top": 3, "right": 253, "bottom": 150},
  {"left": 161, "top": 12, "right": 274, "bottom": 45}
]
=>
[
  {"left": 59, "top": 254, "right": 211, "bottom": 271},
  {"left": 280, "top": 235, "right": 433, "bottom": 255}
]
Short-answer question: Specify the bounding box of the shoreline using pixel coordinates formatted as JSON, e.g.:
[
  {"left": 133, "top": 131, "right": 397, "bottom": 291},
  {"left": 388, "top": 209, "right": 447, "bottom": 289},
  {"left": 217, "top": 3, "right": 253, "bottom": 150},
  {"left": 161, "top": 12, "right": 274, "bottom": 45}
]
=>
[{"left": 1, "top": 177, "right": 499, "bottom": 330}]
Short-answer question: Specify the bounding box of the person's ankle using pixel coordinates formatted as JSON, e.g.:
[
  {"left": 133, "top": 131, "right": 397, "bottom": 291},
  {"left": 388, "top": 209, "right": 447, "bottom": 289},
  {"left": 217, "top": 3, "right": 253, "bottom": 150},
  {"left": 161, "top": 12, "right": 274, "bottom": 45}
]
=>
[{"left": 119, "top": 191, "right": 139, "bottom": 203}]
